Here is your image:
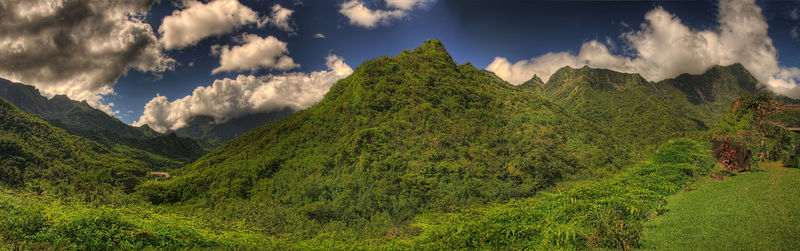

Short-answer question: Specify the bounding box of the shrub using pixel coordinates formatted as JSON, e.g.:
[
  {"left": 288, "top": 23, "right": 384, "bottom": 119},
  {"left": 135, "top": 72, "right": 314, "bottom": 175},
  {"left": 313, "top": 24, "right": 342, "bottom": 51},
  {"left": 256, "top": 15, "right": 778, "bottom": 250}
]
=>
[{"left": 711, "top": 137, "right": 751, "bottom": 172}]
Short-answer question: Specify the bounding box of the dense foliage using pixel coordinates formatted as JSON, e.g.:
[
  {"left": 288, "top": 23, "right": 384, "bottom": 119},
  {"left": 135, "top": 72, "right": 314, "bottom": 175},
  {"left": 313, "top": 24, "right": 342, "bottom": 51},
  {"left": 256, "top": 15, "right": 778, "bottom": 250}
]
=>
[
  {"left": 0, "top": 98, "right": 146, "bottom": 194},
  {"left": 137, "top": 40, "right": 628, "bottom": 239},
  {"left": 538, "top": 64, "right": 760, "bottom": 151},
  {"left": 0, "top": 39, "right": 794, "bottom": 249},
  {"left": 392, "top": 138, "right": 715, "bottom": 249},
  {"left": 713, "top": 93, "right": 800, "bottom": 168}
]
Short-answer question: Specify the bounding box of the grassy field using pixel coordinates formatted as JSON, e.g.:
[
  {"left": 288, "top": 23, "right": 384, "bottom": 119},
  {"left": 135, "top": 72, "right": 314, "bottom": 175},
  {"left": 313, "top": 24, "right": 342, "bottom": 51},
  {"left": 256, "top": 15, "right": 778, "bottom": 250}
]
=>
[{"left": 641, "top": 162, "right": 800, "bottom": 250}]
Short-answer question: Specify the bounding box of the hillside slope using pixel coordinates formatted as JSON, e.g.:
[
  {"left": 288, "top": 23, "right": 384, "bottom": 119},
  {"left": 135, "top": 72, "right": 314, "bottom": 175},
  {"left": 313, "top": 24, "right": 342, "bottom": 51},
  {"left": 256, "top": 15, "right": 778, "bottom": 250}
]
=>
[
  {"left": 0, "top": 98, "right": 145, "bottom": 192},
  {"left": 661, "top": 63, "right": 762, "bottom": 113},
  {"left": 138, "top": 40, "right": 628, "bottom": 237},
  {"left": 0, "top": 79, "right": 207, "bottom": 166},
  {"left": 536, "top": 64, "right": 762, "bottom": 150},
  {"left": 541, "top": 66, "right": 708, "bottom": 149}
]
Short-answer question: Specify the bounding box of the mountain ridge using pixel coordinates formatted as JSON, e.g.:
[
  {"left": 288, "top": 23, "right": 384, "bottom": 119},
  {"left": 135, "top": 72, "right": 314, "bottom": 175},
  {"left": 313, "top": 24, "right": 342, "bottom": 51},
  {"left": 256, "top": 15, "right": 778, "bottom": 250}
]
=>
[
  {"left": 0, "top": 79, "right": 208, "bottom": 167},
  {"left": 171, "top": 108, "right": 295, "bottom": 145},
  {"left": 0, "top": 97, "right": 146, "bottom": 192}
]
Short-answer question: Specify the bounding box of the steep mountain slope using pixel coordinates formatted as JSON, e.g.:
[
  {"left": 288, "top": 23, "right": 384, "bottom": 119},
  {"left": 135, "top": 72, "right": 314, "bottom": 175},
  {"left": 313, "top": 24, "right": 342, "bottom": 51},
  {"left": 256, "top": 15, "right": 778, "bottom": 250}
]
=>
[
  {"left": 173, "top": 108, "right": 294, "bottom": 145},
  {"left": 536, "top": 64, "right": 762, "bottom": 150},
  {"left": 540, "top": 66, "right": 708, "bottom": 149},
  {"left": 659, "top": 63, "right": 764, "bottom": 116},
  {"left": 518, "top": 74, "right": 544, "bottom": 91},
  {"left": 0, "top": 97, "right": 145, "bottom": 192},
  {"left": 0, "top": 79, "right": 207, "bottom": 166},
  {"left": 138, "top": 40, "right": 628, "bottom": 236}
]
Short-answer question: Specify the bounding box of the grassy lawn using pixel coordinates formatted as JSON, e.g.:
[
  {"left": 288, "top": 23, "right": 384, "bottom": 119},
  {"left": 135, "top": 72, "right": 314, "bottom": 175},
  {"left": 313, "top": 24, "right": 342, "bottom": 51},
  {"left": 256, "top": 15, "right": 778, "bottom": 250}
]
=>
[{"left": 641, "top": 162, "right": 800, "bottom": 250}]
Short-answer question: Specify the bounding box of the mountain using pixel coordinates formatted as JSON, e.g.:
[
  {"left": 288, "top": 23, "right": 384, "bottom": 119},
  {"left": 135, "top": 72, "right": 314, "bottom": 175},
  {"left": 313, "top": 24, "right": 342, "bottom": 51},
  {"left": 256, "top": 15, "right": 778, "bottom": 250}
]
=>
[
  {"left": 0, "top": 97, "right": 145, "bottom": 192},
  {"left": 0, "top": 79, "right": 208, "bottom": 167},
  {"left": 540, "top": 66, "right": 709, "bottom": 149},
  {"left": 659, "top": 63, "right": 764, "bottom": 116},
  {"left": 138, "top": 40, "right": 628, "bottom": 237},
  {"left": 519, "top": 74, "right": 544, "bottom": 90},
  {"left": 536, "top": 64, "right": 762, "bottom": 150},
  {"left": 173, "top": 108, "right": 295, "bottom": 145}
]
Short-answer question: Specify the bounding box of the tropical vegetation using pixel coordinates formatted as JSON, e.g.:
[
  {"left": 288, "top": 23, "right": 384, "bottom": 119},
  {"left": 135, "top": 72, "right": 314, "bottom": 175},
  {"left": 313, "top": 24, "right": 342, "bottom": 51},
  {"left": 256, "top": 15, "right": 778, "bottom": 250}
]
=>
[{"left": 0, "top": 40, "right": 798, "bottom": 249}]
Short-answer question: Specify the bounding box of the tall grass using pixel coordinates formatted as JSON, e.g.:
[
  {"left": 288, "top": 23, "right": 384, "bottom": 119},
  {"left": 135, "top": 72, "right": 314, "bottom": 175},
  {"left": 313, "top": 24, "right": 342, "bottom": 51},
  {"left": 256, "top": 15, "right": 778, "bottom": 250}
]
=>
[{"left": 391, "top": 138, "right": 715, "bottom": 249}]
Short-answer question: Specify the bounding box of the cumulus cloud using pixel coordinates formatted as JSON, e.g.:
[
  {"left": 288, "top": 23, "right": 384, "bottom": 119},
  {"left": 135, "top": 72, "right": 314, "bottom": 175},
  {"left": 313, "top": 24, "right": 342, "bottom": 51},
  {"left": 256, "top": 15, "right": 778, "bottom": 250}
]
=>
[
  {"left": 486, "top": 0, "right": 800, "bottom": 98},
  {"left": 211, "top": 34, "right": 298, "bottom": 74},
  {"left": 0, "top": 0, "right": 174, "bottom": 115},
  {"left": 487, "top": 41, "right": 631, "bottom": 85},
  {"left": 268, "top": 4, "right": 295, "bottom": 33},
  {"left": 134, "top": 55, "right": 353, "bottom": 132},
  {"left": 314, "top": 33, "right": 326, "bottom": 39},
  {"left": 159, "top": 0, "right": 259, "bottom": 50},
  {"left": 339, "top": 0, "right": 433, "bottom": 28}
]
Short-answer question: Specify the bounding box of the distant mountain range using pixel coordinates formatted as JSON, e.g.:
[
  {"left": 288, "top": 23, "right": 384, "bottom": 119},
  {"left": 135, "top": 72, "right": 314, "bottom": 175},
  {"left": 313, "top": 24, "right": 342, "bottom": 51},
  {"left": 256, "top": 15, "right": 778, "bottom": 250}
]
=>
[
  {"left": 0, "top": 79, "right": 207, "bottom": 168},
  {"left": 536, "top": 63, "right": 766, "bottom": 150},
  {"left": 171, "top": 108, "right": 295, "bottom": 145}
]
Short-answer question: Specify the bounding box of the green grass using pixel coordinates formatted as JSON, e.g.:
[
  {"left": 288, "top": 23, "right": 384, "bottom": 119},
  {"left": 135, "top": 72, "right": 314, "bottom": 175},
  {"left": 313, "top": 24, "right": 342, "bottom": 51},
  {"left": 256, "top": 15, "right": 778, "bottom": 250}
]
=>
[{"left": 642, "top": 162, "right": 800, "bottom": 249}]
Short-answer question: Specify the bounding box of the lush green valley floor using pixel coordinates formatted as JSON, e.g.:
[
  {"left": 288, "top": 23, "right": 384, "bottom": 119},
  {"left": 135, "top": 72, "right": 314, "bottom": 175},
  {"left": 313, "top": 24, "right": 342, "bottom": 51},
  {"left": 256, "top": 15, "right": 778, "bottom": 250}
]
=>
[{"left": 642, "top": 162, "right": 800, "bottom": 250}]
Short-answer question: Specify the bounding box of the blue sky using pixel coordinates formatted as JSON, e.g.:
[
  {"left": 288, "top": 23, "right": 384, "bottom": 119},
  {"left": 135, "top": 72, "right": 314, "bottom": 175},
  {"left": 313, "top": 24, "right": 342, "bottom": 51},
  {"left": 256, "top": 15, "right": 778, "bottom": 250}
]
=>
[{"left": 1, "top": 0, "right": 799, "bottom": 127}]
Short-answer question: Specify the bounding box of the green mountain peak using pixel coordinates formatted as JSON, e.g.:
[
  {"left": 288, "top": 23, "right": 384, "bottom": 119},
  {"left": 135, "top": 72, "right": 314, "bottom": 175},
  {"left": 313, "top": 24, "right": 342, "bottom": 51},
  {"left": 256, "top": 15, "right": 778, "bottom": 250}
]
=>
[
  {"left": 399, "top": 39, "right": 457, "bottom": 67},
  {"left": 519, "top": 74, "right": 544, "bottom": 90},
  {"left": 663, "top": 63, "right": 761, "bottom": 105},
  {"left": 138, "top": 40, "right": 623, "bottom": 237}
]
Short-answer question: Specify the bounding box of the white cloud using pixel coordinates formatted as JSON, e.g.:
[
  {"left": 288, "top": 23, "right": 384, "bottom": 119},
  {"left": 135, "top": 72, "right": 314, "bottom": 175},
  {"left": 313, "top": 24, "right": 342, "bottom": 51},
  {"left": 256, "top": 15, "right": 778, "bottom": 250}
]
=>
[
  {"left": 314, "top": 33, "right": 326, "bottom": 39},
  {"left": 386, "top": 0, "right": 431, "bottom": 10},
  {"left": 486, "top": 0, "right": 800, "bottom": 98},
  {"left": 159, "top": 0, "right": 259, "bottom": 50},
  {"left": 486, "top": 41, "right": 632, "bottom": 85},
  {"left": 211, "top": 34, "right": 299, "bottom": 74},
  {"left": 0, "top": 0, "right": 174, "bottom": 115},
  {"left": 339, "top": 0, "right": 415, "bottom": 28},
  {"left": 269, "top": 4, "right": 295, "bottom": 33},
  {"left": 134, "top": 55, "right": 353, "bottom": 132}
]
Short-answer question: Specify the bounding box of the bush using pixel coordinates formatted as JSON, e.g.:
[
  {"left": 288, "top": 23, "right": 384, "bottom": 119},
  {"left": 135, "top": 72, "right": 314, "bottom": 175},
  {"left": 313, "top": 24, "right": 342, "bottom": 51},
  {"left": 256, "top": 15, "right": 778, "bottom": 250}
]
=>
[{"left": 712, "top": 137, "right": 751, "bottom": 172}]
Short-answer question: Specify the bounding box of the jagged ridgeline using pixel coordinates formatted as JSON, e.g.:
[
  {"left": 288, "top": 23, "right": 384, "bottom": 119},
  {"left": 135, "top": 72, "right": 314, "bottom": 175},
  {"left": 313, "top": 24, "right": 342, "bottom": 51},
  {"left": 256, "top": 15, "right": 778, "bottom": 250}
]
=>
[
  {"left": 0, "top": 98, "right": 145, "bottom": 192},
  {"left": 529, "top": 63, "right": 762, "bottom": 150},
  {"left": 138, "top": 40, "right": 626, "bottom": 233}
]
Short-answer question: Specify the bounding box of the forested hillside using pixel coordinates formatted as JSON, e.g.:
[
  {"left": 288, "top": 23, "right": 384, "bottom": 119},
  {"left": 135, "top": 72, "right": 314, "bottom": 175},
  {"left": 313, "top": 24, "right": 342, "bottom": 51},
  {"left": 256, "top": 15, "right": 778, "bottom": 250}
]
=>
[
  {"left": 0, "top": 79, "right": 208, "bottom": 167},
  {"left": 535, "top": 64, "right": 761, "bottom": 150},
  {"left": 0, "top": 98, "right": 146, "bottom": 193},
  {"left": 138, "top": 40, "right": 628, "bottom": 237}
]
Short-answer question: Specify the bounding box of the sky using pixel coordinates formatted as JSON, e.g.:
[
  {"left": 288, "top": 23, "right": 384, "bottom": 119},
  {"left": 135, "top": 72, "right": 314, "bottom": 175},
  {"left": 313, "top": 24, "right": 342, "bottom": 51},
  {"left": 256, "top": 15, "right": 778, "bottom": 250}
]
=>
[{"left": 1, "top": 0, "right": 799, "bottom": 132}]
